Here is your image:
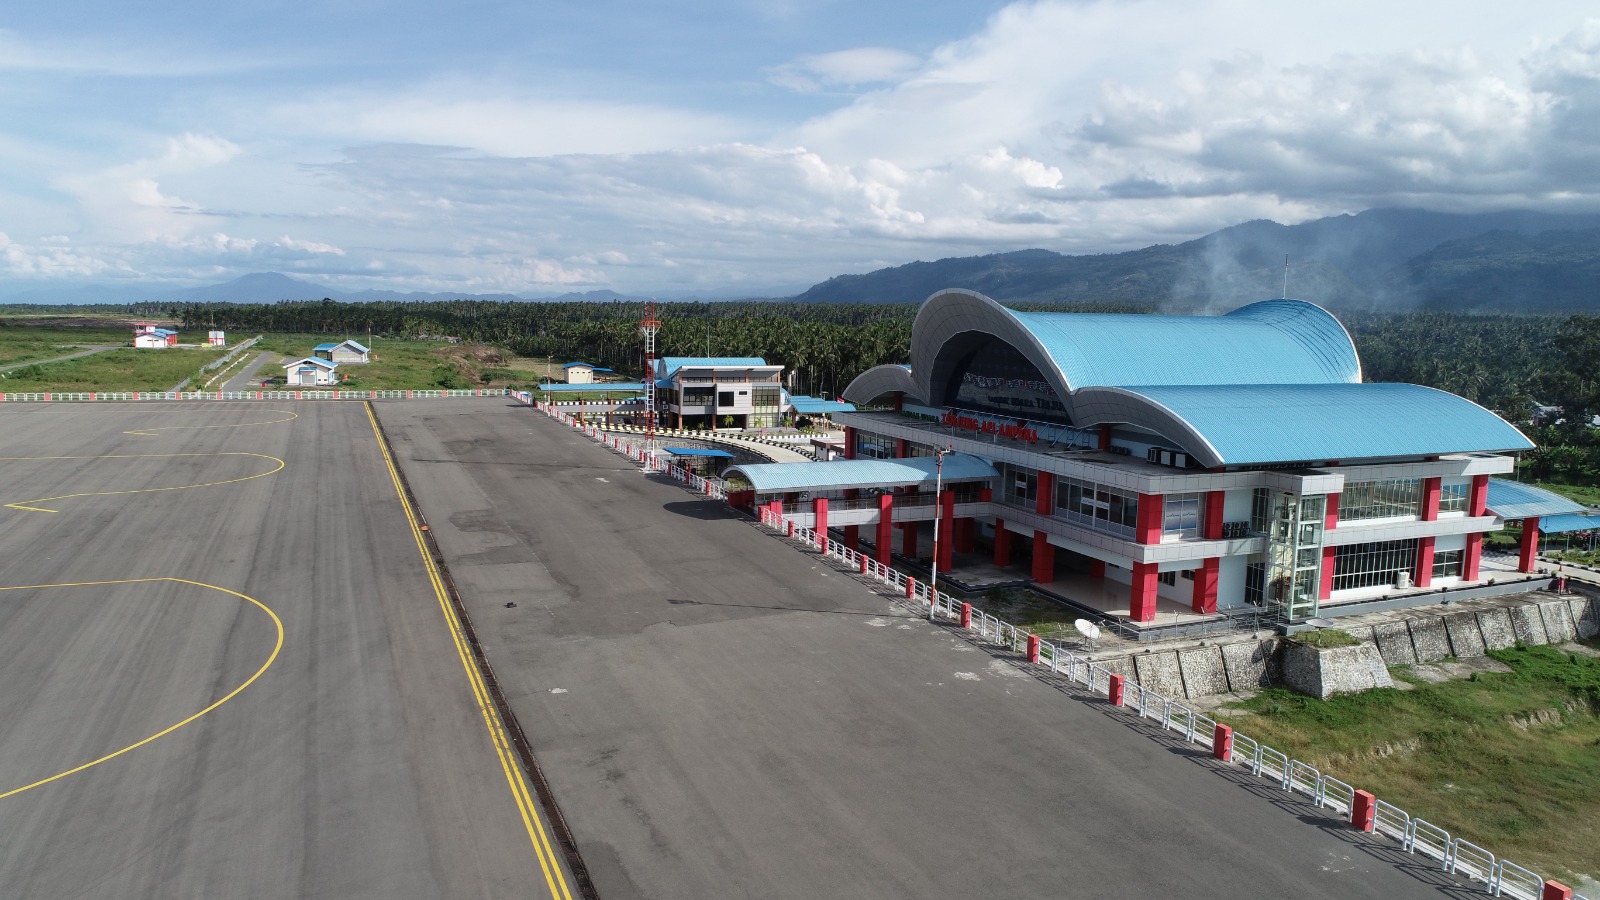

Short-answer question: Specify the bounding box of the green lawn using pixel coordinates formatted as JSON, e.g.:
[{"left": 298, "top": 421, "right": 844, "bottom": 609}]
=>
[
  {"left": 1217, "top": 644, "right": 1600, "bottom": 881},
  {"left": 251, "top": 334, "right": 519, "bottom": 390},
  {"left": 0, "top": 344, "right": 230, "bottom": 392}
]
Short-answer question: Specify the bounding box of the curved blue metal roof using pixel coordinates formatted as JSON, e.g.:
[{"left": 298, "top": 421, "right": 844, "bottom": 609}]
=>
[
  {"left": 1009, "top": 300, "right": 1360, "bottom": 390},
  {"left": 1485, "top": 479, "right": 1586, "bottom": 520},
  {"left": 1092, "top": 383, "right": 1533, "bottom": 465}
]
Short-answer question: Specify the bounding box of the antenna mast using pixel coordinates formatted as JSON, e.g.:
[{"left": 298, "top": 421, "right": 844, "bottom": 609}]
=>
[
  {"left": 641, "top": 298, "right": 662, "bottom": 467},
  {"left": 1282, "top": 255, "right": 1289, "bottom": 300}
]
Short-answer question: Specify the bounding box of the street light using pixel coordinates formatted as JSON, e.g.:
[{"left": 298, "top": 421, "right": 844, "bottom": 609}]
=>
[{"left": 928, "top": 444, "right": 954, "bottom": 620}]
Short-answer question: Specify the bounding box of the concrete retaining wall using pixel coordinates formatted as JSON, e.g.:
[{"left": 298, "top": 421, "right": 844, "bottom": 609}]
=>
[
  {"left": 1133, "top": 653, "right": 1186, "bottom": 699},
  {"left": 1477, "top": 607, "right": 1518, "bottom": 651},
  {"left": 1178, "top": 648, "right": 1230, "bottom": 698},
  {"left": 1408, "top": 617, "right": 1452, "bottom": 663},
  {"left": 1509, "top": 605, "right": 1550, "bottom": 646},
  {"left": 1372, "top": 621, "right": 1418, "bottom": 666},
  {"left": 1278, "top": 642, "right": 1393, "bottom": 699},
  {"left": 1442, "top": 613, "right": 1487, "bottom": 659}
]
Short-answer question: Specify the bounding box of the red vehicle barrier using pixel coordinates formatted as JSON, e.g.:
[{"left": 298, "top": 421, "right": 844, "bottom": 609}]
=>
[
  {"left": 960, "top": 602, "right": 972, "bottom": 628},
  {"left": 1108, "top": 673, "right": 1125, "bottom": 706},
  {"left": 1213, "top": 723, "right": 1233, "bottom": 762},
  {"left": 1026, "top": 634, "right": 1040, "bottom": 663},
  {"left": 1351, "top": 790, "right": 1376, "bottom": 832}
]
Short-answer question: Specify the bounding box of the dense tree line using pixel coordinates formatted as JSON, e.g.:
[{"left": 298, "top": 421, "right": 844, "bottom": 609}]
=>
[{"left": 172, "top": 298, "right": 1596, "bottom": 426}]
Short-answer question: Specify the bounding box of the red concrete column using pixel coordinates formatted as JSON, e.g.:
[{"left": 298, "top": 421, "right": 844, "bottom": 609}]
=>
[
  {"left": 1136, "top": 494, "right": 1163, "bottom": 544},
  {"left": 993, "top": 520, "right": 1011, "bottom": 566},
  {"left": 895, "top": 438, "right": 909, "bottom": 458},
  {"left": 1320, "top": 546, "right": 1336, "bottom": 599},
  {"left": 876, "top": 493, "right": 894, "bottom": 564},
  {"left": 1035, "top": 472, "right": 1054, "bottom": 515},
  {"left": 892, "top": 393, "right": 903, "bottom": 413},
  {"left": 901, "top": 521, "right": 918, "bottom": 559},
  {"left": 954, "top": 517, "right": 975, "bottom": 553},
  {"left": 1203, "top": 490, "right": 1225, "bottom": 540},
  {"left": 844, "top": 524, "right": 860, "bottom": 550},
  {"left": 1469, "top": 474, "right": 1489, "bottom": 516},
  {"left": 1325, "top": 492, "right": 1340, "bottom": 530},
  {"left": 1031, "top": 530, "right": 1054, "bottom": 583},
  {"left": 1089, "top": 558, "right": 1106, "bottom": 578},
  {"left": 1463, "top": 532, "right": 1483, "bottom": 580},
  {"left": 1519, "top": 516, "right": 1541, "bottom": 573},
  {"left": 843, "top": 426, "right": 856, "bottom": 460},
  {"left": 1192, "top": 558, "right": 1219, "bottom": 614},
  {"left": 1097, "top": 425, "right": 1112, "bottom": 451},
  {"left": 1131, "top": 561, "right": 1158, "bottom": 622},
  {"left": 813, "top": 497, "right": 829, "bottom": 538},
  {"left": 1026, "top": 634, "right": 1041, "bottom": 663},
  {"left": 938, "top": 490, "right": 955, "bottom": 572},
  {"left": 1421, "top": 476, "right": 1441, "bottom": 521},
  {"left": 766, "top": 499, "right": 783, "bottom": 523},
  {"left": 1415, "top": 536, "right": 1435, "bottom": 588},
  {"left": 1544, "top": 881, "right": 1574, "bottom": 900}
]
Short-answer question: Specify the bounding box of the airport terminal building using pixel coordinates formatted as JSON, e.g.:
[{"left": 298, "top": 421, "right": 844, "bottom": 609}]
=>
[{"left": 729, "top": 289, "right": 1564, "bottom": 626}]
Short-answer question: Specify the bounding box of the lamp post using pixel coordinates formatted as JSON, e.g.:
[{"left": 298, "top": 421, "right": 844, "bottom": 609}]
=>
[{"left": 928, "top": 444, "right": 954, "bottom": 621}]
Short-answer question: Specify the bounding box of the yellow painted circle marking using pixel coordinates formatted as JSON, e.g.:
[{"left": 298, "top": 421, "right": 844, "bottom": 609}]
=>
[
  {"left": 0, "top": 577, "right": 283, "bottom": 800},
  {"left": 0, "top": 452, "right": 285, "bottom": 513}
]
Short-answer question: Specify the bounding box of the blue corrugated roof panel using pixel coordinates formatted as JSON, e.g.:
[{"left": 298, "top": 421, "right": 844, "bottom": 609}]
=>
[
  {"left": 1485, "top": 479, "right": 1587, "bottom": 520},
  {"left": 1012, "top": 299, "right": 1360, "bottom": 389},
  {"left": 657, "top": 357, "right": 768, "bottom": 378},
  {"left": 1532, "top": 512, "right": 1600, "bottom": 534},
  {"left": 537, "top": 382, "right": 644, "bottom": 392},
  {"left": 314, "top": 343, "right": 339, "bottom": 352},
  {"left": 1118, "top": 383, "right": 1533, "bottom": 464},
  {"left": 728, "top": 454, "right": 997, "bottom": 493},
  {"left": 788, "top": 397, "right": 856, "bottom": 414}
]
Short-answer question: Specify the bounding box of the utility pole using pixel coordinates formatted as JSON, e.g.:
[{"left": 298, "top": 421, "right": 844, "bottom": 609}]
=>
[{"left": 928, "top": 444, "right": 953, "bottom": 621}]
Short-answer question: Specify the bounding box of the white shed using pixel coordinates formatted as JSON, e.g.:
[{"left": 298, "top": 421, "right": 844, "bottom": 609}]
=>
[
  {"left": 314, "top": 340, "right": 370, "bottom": 364},
  {"left": 283, "top": 357, "right": 338, "bottom": 386}
]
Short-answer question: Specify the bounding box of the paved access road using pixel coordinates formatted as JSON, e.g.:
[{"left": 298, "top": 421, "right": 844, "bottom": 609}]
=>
[
  {"left": 0, "top": 401, "right": 574, "bottom": 899},
  {"left": 381, "top": 401, "right": 1450, "bottom": 900}
]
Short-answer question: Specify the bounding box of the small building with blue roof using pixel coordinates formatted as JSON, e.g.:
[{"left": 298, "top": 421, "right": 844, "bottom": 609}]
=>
[
  {"left": 739, "top": 288, "right": 1545, "bottom": 627},
  {"left": 313, "top": 340, "right": 370, "bottom": 365}
]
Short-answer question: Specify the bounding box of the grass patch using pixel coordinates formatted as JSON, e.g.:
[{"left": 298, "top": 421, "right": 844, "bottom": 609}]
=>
[
  {"left": 1528, "top": 480, "right": 1600, "bottom": 510},
  {"left": 1217, "top": 644, "right": 1600, "bottom": 880},
  {"left": 976, "top": 587, "right": 1081, "bottom": 640},
  {"left": 251, "top": 334, "right": 523, "bottom": 390},
  {"left": 1291, "top": 628, "right": 1361, "bottom": 648},
  {"left": 0, "top": 344, "right": 230, "bottom": 391},
  {"left": 0, "top": 324, "right": 137, "bottom": 368}
]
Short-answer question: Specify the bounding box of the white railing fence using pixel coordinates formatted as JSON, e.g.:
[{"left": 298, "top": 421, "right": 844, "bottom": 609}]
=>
[
  {"left": 743, "top": 497, "right": 1584, "bottom": 900},
  {"left": 526, "top": 397, "right": 727, "bottom": 501}
]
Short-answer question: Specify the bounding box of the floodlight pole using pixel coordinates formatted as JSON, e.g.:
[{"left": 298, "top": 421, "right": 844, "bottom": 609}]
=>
[{"left": 928, "top": 444, "right": 954, "bottom": 621}]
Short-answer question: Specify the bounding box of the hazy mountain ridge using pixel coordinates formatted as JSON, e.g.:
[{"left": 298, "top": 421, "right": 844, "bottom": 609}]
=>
[{"left": 796, "top": 209, "right": 1600, "bottom": 310}]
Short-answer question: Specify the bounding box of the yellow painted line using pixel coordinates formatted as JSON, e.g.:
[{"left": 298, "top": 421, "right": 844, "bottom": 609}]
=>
[
  {"left": 364, "top": 402, "right": 573, "bottom": 900},
  {"left": 124, "top": 408, "right": 299, "bottom": 436},
  {"left": 1, "top": 452, "right": 284, "bottom": 512},
  {"left": 0, "top": 577, "right": 283, "bottom": 799}
]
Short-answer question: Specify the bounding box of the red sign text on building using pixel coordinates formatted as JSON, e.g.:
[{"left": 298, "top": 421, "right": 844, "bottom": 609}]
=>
[{"left": 941, "top": 411, "right": 1039, "bottom": 443}]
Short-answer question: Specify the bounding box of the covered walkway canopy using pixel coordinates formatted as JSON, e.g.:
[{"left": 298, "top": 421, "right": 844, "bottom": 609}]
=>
[
  {"left": 726, "top": 454, "right": 997, "bottom": 495},
  {"left": 1485, "top": 479, "right": 1587, "bottom": 520},
  {"left": 787, "top": 395, "right": 857, "bottom": 415},
  {"left": 662, "top": 447, "right": 735, "bottom": 459},
  {"left": 538, "top": 382, "right": 645, "bottom": 392}
]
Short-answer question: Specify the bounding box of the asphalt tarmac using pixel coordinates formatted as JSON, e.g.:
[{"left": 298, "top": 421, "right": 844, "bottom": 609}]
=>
[
  {"left": 380, "top": 400, "right": 1453, "bottom": 900},
  {"left": 0, "top": 401, "right": 574, "bottom": 899}
]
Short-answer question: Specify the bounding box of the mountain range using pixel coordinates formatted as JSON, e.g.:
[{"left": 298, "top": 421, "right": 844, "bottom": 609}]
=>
[
  {"left": 795, "top": 209, "right": 1600, "bottom": 311},
  {"left": 8, "top": 208, "right": 1600, "bottom": 312}
]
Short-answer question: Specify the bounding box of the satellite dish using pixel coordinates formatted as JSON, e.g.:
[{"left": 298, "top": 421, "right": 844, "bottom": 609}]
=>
[
  {"left": 1074, "top": 619, "right": 1101, "bottom": 641},
  {"left": 1305, "top": 617, "right": 1336, "bottom": 629}
]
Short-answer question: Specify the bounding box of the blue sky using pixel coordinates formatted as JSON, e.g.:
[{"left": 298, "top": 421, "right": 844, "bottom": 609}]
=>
[{"left": 2, "top": 1, "right": 1598, "bottom": 299}]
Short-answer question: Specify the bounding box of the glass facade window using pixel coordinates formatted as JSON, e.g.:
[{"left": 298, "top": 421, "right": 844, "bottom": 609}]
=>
[
  {"left": 1439, "top": 481, "right": 1469, "bottom": 513},
  {"left": 1159, "top": 570, "right": 1177, "bottom": 587},
  {"left": 1245, "top": 554, "right": 1266, "bottom": 606},
  {"left": 1332, "top": 539, "right": 1418, "bottom": 592},
  {"left": 1163, "top": 493, "right": 1203, "bottom": 540},
  {"left": 1054, "top": 476, "right": 1139, "bottom": 539},
  {"left": 1003, "top": 465, "right": 1037, "bottom": 506},
  {"left": 1433, "top": 549, "right": 1463, "bottom": 579},
  {"left": 750, "top": 385, "right": 782, "bottom": 428},
  {"left": 855, "top": 433, "right": 894, "bottom": 459},
  {"left": 1340, "top": 479, "right": 1422, "bottom": 521},
  {"left": 1250, "top": 487, "right": 1270, "bottom": 534}
]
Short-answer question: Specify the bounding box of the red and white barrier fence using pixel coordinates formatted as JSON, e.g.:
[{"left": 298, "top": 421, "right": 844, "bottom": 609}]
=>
[
  {"left": 527, "top": 398, "right": 728, "bottom": 501},
  {"left": 752, "top": 504, "right": 1583, "bottom": 900}
]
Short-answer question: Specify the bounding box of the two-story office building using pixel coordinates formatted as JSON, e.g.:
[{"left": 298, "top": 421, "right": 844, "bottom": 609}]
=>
[
  {"left": 651, "top": 357, "right": 786, "bottom": 429},
  {"left": 729, "top": 289, "right": 1548, "bottom": 625}
]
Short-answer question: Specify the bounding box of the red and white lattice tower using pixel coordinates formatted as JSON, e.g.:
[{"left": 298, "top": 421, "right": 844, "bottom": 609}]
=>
[{"left": 640, "top": 298, "right": 662, "bottom": 466}]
